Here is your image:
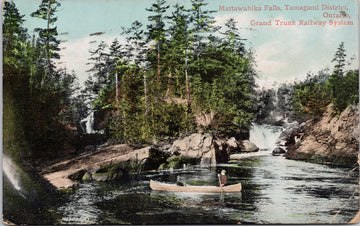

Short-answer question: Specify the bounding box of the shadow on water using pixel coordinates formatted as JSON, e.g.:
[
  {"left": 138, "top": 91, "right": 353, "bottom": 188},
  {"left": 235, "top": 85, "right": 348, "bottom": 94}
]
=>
[{"left": 96, "top": 192, "right": 240, "bottom": 224}]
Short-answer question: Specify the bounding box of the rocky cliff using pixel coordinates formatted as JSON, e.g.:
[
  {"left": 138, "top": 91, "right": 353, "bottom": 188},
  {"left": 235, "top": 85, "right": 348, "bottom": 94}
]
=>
[{"left": 285, "top": 104, "right": 359, "bottom": 166}]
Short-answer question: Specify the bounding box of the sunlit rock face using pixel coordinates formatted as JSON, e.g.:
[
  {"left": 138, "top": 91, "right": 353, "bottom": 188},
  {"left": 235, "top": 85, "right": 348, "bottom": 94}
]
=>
[{"left": 285, "top": 104, "right": 359, "bottom": 165}]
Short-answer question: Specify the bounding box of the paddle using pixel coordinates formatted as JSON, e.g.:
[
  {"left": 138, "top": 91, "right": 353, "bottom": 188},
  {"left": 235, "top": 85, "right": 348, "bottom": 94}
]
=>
[{"left": 218, "top": 174, "right": 224, "bottom": 193}]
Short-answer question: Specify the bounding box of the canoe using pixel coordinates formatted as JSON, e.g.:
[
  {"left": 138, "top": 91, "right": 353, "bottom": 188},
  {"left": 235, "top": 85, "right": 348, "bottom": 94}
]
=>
[{"left": 150, "top": 180, "right": 242, "bottom": 193}]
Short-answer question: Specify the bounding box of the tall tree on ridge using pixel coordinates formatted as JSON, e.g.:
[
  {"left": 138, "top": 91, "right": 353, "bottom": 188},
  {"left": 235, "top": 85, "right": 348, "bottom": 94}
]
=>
[
  {"left": 188, "top": 0, "right": 216, "bottom": 64},
  {"left": 3, "top": 1, "right": 28, "bottom": 58},
  {"left": 332, "top": 41, "right": 346, "bottom": 77},
  {"left": 122, "top": 21, "right": 149, "bottom": 115},
  {"left": 165, "top": 3, "right": 192, "bottom": 110},
  {"left": 31, "top": 0, "right": 61, "bottom": 86},
  {"left": 145, "top": 0, "right": 169, "bottom": 82}
]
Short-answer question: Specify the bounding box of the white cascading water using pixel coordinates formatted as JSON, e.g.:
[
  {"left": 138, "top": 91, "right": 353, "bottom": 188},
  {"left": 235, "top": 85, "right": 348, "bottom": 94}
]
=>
[
  {"left": 80, "top": 111, "right": 95, "bottom": 134},
  {"left": 249, "top": 123, "right": 284, "bottom": 151},
  {"left": 3, "top": 154, "right": 24, "bottom": 195}
]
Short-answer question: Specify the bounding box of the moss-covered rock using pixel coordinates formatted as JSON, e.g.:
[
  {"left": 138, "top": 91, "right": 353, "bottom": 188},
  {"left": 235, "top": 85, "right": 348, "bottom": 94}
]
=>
[
  {"left": 82, "top": 172, "right": 93, "bottom": 181},
  {"left": 68, "top": 169, "right": 86, "bottom": 181}
]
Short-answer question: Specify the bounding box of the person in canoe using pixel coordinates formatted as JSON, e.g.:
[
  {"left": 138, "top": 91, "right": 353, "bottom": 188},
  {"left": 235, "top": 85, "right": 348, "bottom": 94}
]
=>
[{"left": 218, "top": 170, "right": 227, "bottom": 187}]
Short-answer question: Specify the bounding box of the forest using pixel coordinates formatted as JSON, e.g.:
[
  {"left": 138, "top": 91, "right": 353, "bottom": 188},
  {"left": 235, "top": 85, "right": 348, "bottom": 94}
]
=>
[{"left": 3, "top": 0, "right": 358, "bottom": 162}]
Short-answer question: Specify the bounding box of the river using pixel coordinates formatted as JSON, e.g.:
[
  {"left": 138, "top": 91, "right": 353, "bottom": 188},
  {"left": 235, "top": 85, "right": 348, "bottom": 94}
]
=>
[{"left": 58, "top": 124, "right": 359, "bottom": 224}]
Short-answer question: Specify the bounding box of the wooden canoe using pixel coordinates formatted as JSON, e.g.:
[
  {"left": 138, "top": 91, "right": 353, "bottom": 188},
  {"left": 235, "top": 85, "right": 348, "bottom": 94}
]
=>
[{"left": 150, "top": 180, "right": 242, "bottom": 193}]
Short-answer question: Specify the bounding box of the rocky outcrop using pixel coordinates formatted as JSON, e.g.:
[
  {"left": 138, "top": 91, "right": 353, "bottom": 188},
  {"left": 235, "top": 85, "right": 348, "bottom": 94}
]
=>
[
  {"left": 285, "top": 104, "right": 359, "bottom": 166},
  {"left": 167, "top": 133, "right": 217, "bottom": 166},
  {"left": 240, "top": 140, "right": 259, "bottom": 152},
  {"left": 41, "top": 133, "right": 252, "bottom": 188},
  {"left": 276, "top": 122, "right": 306, "bottom": 146},
  {"left": 165, "top": 133, "right": 257, "bottom": 166}
]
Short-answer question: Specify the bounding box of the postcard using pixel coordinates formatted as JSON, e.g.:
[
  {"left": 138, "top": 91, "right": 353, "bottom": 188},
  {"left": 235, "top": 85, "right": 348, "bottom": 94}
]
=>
[{"left": 3, "top": 0, "right": 359, "bottom": 224}]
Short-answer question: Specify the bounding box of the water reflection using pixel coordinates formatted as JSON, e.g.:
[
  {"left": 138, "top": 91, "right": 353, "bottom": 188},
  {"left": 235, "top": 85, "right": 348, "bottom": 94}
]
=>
[{"left": 58, "top": 155, "right": 359, "bottom": 224}]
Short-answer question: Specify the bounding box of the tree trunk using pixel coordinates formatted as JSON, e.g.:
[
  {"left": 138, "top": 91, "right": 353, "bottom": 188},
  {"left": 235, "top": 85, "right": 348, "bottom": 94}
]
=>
[
  {"left": 165, "top": 71, "right": 172, "bottom": 99},
  {"left": 144, "top": 72, "right": 149, "bottom": 116},
  {"left": 115, "top": 71, "right": 119, "bottom": 103},
  {"left": 44, "top": 1, "right": 51, "bottom": 85},
  {"left": 157, "top": 43, "right": 161, "bottom": 81},
  {"left": 185, "top": 47, "right": 191, "bottom": 112}
]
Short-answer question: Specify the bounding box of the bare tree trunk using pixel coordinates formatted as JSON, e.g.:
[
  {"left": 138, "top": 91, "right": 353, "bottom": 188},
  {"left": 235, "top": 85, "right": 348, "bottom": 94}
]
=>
[
  {"left": 44, "top": 1, "right": 51, "bottom": 86},
  {"left": 157, "top": 43, "right": 161, "bottom": 81},
  {"left": 144, "top": 72, "right": 149, "bottom": 116},
  {"left": 115, "top": 71, "right": 119, "bottom": 103},
  {"left": 165, "top": 71, "right": 172, "bottom": 99},
  {"left": 185, "top": 47, "right": 191, "bottom": 112}
]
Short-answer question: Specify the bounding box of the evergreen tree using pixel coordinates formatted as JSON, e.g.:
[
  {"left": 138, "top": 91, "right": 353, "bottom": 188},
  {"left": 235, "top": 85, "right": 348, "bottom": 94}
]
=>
[
  {"left": 188, "top": 0, "right": 216, "bottom": 62},
  {"left": 2, "top": 1, "right": 29, "bottom": 67},
  {"left": 30, "top": 0, "right": 61, "bottom": 86},
  {"left": 164, "top": 4, "right": 191, "bottom": 107},
  {"left": 145, "top": 0, "right": 169, "bottom": 82},
  {"left": 332, "top": 41, "right": 346, "bottom": 77},
  {"left": 122, "top": 21, "right": 149, "bottom": 115}
]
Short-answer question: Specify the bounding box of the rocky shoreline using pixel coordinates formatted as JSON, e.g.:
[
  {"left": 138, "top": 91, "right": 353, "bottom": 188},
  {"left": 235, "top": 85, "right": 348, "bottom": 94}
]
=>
[
  {"left": 40, "top": 133, "right": 260, "bottom": 189},
  {"left": 281, "top": 104, "right": 359, "bottom": 166}
]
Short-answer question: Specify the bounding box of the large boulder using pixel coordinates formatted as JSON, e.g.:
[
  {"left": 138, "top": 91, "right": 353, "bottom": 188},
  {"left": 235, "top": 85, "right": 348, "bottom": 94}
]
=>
[
  {"left": 272, "top": 147, "right": 286, "bottom": 155},
  {"left": 168, "top": 133, "right": 217, "bottom": 167},
  {"left": 276, "top": 122, "right": 306, "bottom": 146},
  {"left": 240, "top": 140, "right": 259, "bottom": 152}
]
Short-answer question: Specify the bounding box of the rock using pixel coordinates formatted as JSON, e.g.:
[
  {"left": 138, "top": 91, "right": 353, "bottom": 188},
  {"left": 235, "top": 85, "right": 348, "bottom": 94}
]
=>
[
  {"left": 68, "top": 169, "right": 86, "bottom": 181},
  {"left": 272, "top": 147, "right": 286, "bottom": 155},
  {"left": 82, "top": 172, "right": 92, "bottom": 181},
  {"left": 276, "top": 122, "right": 306, "bottom": 146},
  {"left": 285, "top": 104, "right": 359, "bottom": 166},
  {"left": 167, "top": 133, "right": 217, "bottom": 167},
  {"left": 226, "top": 137, "right": 239, "bottom": 150},
  {"left": 167, "top": 133, "right": 219, "bottom": 167},
  {"left": 92, "top": 173, "right": 109, "bottom": 182},
  {"left": 241, "top": 140, "right": 259, "bottom": 152}
]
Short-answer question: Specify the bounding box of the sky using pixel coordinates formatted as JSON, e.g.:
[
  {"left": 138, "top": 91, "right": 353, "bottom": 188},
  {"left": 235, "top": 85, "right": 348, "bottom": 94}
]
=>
[{"left": 11, "top": 0, "right": 360, "bottom": 88}]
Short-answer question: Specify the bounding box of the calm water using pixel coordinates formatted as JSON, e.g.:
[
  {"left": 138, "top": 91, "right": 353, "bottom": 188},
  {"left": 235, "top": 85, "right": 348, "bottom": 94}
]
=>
[{"left": 58, "top": 152, "right": 359, "bottom": 224}]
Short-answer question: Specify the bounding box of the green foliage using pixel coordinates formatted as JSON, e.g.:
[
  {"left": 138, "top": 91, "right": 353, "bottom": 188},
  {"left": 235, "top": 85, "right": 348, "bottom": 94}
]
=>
[
  {"left": 254, "top": 89, "right": 276, "bottom": 121},
  {"left": 109, "top": 100, "right": 195, "bottom": 144},
  {"left": 191, "top": 33, "right": 256, "bottom": 129},
  {"left": 292, "top": 80, "right": 330, "bottom": 116},
  {"left": 3, "top": 1, "right": 80, "bottom": 161},
  {"left": 87, "top": 2, "right": 256, "bottom": 143},
  {"left": 291, "top": 43, "right": 358, "bottom": 116},
  {"left": 327, "top": 70, "right": 359, "bottom": 114}
]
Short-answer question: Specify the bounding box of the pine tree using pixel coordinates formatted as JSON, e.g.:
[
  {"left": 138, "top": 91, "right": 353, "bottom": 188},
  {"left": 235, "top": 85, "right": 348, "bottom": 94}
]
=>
[
  {"left": 332, "top": 41, "right": 346, "bottom": 77},
  {"left": 145, "top": 0, "right": 169, "bottom": 82},
  {"left": 122, "top": 21, "right": 149, "bottom": 115},
  {"left": 164, "top": 4, "right": 191, "bottom": 108},
  {"left": 3, "top": 1, "right": 28, "bottom": 66},
  {"left": 30, "top": 0, "right": 61, "bottom": 85},
  {"left": 188, "top": 0, "right": 216, "bottom": 62}
]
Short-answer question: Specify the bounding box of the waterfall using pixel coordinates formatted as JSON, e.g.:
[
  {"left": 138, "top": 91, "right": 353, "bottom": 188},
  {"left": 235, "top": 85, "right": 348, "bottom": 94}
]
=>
[
  {"left": 3, "top": 154, "right": 25, "bottom": 197},
  {"left": 80, "top": 111, "right": 95, "bottom": 134},
  {"left": 249, "top": 123, "right": 283, "bottom": 151}
]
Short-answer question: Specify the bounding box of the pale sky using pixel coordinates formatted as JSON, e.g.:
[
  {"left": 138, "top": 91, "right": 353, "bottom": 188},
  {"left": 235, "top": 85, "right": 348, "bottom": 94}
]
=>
[{"left": 12, "top": 0, "right": 360, "bottom": 88}]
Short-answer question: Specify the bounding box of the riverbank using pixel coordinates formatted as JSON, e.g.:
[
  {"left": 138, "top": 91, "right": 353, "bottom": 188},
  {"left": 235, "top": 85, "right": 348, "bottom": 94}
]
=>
[
  {"left": 37, "top": 132, "right": 262, "bottom": 189},
  {"left": 284, "top": 104, "right": 359, "bottom": 166},
  {"left": 37, "top": 144, "right": 150, "bottom": 189}
]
